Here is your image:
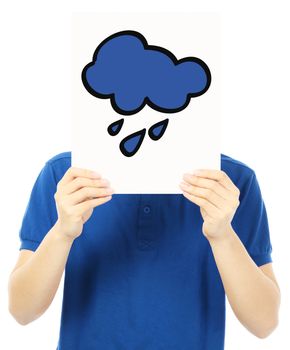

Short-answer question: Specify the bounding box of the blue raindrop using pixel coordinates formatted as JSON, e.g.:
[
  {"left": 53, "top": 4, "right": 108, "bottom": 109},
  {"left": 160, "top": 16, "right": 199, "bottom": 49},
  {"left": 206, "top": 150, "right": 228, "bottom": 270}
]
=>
[
  {"left": 148, "top": 118, "right": 169, "bottom": 141},
  {"left": 119, "top": 128, "right": 146, "bottom": 157},
  {"left": 107, "top": 118, "right": 124, "bottom": 136}
]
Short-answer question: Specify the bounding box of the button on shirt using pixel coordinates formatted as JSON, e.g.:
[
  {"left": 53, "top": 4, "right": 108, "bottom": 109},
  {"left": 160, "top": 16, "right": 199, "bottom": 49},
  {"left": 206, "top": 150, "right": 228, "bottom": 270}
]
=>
[
  {"left": 18, "top": 152, "right": 273, "bottom": 350},
  {"left": 143, "top": 205, "right": 151, "bottom": 214}
]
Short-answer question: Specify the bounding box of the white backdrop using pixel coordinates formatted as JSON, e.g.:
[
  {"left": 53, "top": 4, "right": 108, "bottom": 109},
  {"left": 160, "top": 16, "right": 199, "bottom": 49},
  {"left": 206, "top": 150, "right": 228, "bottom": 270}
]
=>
[{"left": 1, "top": 1, "right": 289, "bottom": 349}]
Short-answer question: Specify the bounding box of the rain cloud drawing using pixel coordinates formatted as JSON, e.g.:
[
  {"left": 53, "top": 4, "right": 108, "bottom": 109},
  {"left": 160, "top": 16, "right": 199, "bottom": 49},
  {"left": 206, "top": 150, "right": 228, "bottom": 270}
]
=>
[{"left": 82, "top": 30, "right": 211, "bottom": 157}]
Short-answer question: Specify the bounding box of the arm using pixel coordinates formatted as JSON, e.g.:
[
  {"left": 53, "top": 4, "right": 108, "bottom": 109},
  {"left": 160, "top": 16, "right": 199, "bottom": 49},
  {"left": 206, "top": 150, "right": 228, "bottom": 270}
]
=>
[
  {"left": 9, "top": 166, "right": 114, "bottom": 325},
  {"left": 8, "top": 223, "right": 74, "bottom": 325},
  {"left": 180, "top": 169, "right": 280, "bottom": 338},
  {"left": 208, "top": 225, "right": 280, "bottom": 338}
]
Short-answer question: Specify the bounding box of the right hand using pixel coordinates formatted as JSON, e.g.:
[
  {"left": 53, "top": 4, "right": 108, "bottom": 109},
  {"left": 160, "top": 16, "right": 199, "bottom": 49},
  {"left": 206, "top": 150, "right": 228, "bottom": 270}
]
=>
[{"left": 54, "top": 167, "right": 114, "bottom": 240}]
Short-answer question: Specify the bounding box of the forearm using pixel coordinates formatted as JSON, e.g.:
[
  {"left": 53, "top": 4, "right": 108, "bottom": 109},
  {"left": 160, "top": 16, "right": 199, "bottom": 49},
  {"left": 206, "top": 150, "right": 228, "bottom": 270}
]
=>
[
  {"left": 208, "top": 225, "right": 280, "bottom": 338},
  {"left": 8, "top": 221, "right": 74, "bottom": 325}
]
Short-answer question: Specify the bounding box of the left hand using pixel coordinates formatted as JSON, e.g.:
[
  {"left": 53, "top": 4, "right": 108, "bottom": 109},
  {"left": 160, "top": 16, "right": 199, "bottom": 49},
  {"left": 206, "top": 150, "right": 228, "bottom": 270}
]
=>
[{"left": 179, "top": 169, "right": 240, "bottom": 242}]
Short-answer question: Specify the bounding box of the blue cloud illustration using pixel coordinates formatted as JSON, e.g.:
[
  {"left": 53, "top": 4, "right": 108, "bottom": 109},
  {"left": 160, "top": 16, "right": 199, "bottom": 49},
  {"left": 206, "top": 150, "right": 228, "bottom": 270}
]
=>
[{"left": 82, "top": 30, "right": 211, "bottom": 115}]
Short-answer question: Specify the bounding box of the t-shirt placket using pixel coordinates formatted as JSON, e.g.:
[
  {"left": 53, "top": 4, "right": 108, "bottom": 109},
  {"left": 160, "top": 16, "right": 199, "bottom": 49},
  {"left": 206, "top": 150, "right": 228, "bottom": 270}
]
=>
[{"left": 136, "top": 194, "right": 158, "bottom": 251}]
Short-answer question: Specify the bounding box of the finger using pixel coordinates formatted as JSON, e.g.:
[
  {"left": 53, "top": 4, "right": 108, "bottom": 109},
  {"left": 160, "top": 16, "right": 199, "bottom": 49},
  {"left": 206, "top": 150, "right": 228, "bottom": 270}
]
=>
[
  {"left": 191, "top": 169, "right": 238, "bottom": 192},
  {"left": 182, "top": 191, "right": 221, "bottom": 218},
  {"left": 74, "top": 195, "right": 112, "bottom": 214},
  {"left": 64, "top": 177, "right": 110, "bottom": 195},
  {"left": 180, "top": 181, "right": 228, "bottom": 209},
  {"left": 58, "top": 167, "right": 101, "bottom": 187},
  {"left": 182, "top": 174, "right": 234, "bottom": 201},
  {"left": 67, "top": 186, "right": 114, "bottom": 205}
]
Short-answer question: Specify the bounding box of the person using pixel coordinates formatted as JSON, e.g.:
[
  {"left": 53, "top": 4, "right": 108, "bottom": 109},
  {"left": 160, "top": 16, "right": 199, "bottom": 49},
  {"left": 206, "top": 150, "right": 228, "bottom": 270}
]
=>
[{"left": 8, "top": 151, "right": 280, "bottom": 350}]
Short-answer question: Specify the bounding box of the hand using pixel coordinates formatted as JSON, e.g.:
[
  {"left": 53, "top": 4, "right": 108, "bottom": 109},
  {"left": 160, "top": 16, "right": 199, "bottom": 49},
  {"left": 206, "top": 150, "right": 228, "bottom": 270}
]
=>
[
  {"left": 179, "top": 169, "right": 240, "bottom": 242},
  {"left": 54, "top": 167, "right": 115, "bottom": 240}
]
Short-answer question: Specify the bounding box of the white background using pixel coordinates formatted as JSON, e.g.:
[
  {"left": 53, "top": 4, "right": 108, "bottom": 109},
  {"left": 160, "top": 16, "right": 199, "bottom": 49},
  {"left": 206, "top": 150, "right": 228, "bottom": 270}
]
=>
[
  {"left": 1, "top": 0, "right": 289, "bottom": 349},
  {"left": 72, "top": 13, "right": 221, "bottom": 193}
]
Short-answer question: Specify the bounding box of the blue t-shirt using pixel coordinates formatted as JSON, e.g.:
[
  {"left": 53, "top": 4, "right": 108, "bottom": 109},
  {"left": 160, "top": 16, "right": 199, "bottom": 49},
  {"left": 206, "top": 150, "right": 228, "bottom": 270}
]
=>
[{"left": 18, "top": 152, "right": 273, "bottom": 350}]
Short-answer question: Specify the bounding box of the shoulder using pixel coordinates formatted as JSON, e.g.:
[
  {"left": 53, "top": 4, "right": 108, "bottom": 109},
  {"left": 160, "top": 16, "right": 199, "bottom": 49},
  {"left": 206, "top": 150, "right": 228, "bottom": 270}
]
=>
[
  {"left": 221, "top": 153, "right": 257, "bottom": 192},
  {"left": 221, "top": 153, "right": 254, "bottom": 176},
  {"left": 45, "top": 151, "right": 72, "bottom": 182},
  {"left": 46, "top": 151, "right": 71, "bottom": 165}
]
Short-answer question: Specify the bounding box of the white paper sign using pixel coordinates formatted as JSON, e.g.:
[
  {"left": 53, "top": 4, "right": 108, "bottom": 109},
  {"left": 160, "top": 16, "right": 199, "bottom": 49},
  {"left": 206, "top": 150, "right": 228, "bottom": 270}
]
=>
[{"left": 72, "top": 12, "right": 221, "bottom": 194}]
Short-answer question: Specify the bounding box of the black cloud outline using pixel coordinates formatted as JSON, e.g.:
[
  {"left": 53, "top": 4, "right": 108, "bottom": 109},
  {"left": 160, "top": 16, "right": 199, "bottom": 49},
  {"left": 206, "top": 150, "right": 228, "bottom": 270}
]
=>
[{"left": 81, "top": 30, "right": 212, "bottom": 116}]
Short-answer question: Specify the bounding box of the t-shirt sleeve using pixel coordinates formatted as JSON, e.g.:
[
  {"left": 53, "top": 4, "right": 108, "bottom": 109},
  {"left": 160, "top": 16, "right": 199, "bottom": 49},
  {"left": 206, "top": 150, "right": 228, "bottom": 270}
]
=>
[
  {"left": 232, "top": 170, "right": 273, "bottom": 267},
  {"left": 18, "top": 161, "right": 58, "bottom": 252}
]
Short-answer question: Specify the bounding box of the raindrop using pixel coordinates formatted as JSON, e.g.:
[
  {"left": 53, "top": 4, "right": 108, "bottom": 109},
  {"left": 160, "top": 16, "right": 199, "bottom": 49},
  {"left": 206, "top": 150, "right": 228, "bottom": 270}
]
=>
[
  {"left": 119, "top": 128, "right": 146, "bottom": 157},
  {"left": 107, "top": 118, "right": 124, "bottom": 136},
  {"left": 148, "top": 118, "right": 169, "bottom": 141}
]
